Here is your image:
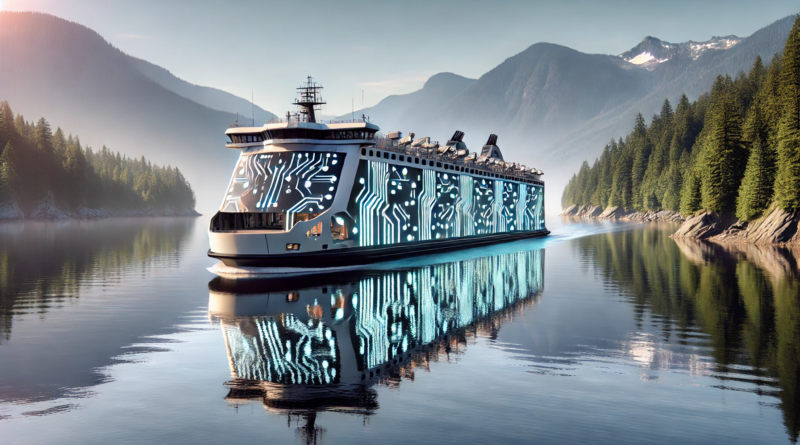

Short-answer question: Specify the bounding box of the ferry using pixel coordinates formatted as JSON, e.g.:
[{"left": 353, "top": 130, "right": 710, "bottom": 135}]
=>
[{"left": 208, "top": 77, "right": 548, "bottom": 268}]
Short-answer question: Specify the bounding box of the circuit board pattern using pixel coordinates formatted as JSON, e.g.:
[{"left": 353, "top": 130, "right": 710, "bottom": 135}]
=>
[
  {"left": 221, "top": 151, "right": 345, "bottom": 213},
  {"left": 523, "top": 184, "right": 545, "bottom": 231},
  {"left": 348, "top": 160, "right": 544, "bottom": 246},
  {"left": 219, "top": 248, "right": 544, "bottom": 382},
  {"left": 351, "top": 248, "right": 545, "bottom": 371},
  {"left": 223, "top": 314, "right": 340, "bottom": 385}
]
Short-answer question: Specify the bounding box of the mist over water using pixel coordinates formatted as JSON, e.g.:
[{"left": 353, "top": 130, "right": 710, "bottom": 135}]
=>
[{"left": 0, "top": 217, "right": 798, "bottom": 444}]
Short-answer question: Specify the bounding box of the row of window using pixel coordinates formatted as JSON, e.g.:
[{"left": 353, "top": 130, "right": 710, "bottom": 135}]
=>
[
  {"left": 229, "top": 129, "right": 377, "bottom": 144},
  {"left": 360, "top": 148, "right": 543, "bottom": 186}
]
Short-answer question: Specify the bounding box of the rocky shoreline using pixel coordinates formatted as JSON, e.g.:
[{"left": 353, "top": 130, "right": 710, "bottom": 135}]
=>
[
  {"left": 0, "top": 195, "right": 200, "bottom": 222},
  {"left": 561, "top": 204, "right": 800, "bottom": 245}
]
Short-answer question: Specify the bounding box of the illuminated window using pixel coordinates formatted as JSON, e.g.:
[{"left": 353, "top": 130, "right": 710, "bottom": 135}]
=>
[
  {"left": 286, "top": 243, "right": 301, "bottom": 251},
  {"left": 306, "top": 222, "right": 323, "bottom": 237}
]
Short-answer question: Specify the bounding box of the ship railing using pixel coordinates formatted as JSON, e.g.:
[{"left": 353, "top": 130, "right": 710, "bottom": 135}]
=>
[
  {"left": 372, "top": 137, "right": 542, "bottom": 182},
  {"left": 230, "top": 118, "right": 370, "bottom": 128}
]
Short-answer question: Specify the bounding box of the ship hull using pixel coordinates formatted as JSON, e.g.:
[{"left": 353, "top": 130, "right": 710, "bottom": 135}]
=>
[{"left": 208, "top": 229, "right": 549, "bottom": 268}]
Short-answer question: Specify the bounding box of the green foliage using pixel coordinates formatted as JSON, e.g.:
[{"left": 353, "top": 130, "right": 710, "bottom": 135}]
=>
[
  {"left": 736, "top": 105, "right": 776, "bottom": 221},
  {"left": 700, "top": 87, "right": 745, "bottom": 213},
  {"left": 0, "top": 142, "right": 20, "bottom": 199},
  {"left": 0, "top": 100, "right": 195, "bottom": 212},
  {"left": 563, "top": 18, "right": 800, "bottom": 219},
  {"left": 773, "top": 16, "right": 800, "bottom": 212},
  {"left": 680, "top": 168, "right": 702, "bottom": 214}
]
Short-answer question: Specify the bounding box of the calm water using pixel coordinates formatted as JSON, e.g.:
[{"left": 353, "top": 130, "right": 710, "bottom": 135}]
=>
[{"left": 0, "top": 217, "right": 798, "bottom": 444}]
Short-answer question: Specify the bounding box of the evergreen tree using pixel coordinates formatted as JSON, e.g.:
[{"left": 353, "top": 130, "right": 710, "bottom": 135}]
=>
[
  {"left": 701, "top": 93, "right": 746, "bottom": 214},
  {"left": 773, "top": 15, "right": 800, "bottom": 212},
  {"left": 609, "top": 148, "right": 633, "bottom": 208},
  {"left": 680, "top": 168, "right": 702, "bottom": 215},
  {"left": 0, "top": 142, "right": 20, "bottom": 199},
  {"left": 737, "top": 137, "right": 776, "bottom": 221},
  {"left": 630, "top": 113, "right": 651, "bottom": 208}
]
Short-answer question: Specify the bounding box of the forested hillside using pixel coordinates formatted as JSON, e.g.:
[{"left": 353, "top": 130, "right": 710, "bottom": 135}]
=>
[
  {"left": 561, "top": 16, "right": 800, "bottom": 222},
  {"left": 0, "top": 101, "right": 196, "bottom": 215},
  {"left": 0, "top": 12, "right": 241, "bottom": 211}
]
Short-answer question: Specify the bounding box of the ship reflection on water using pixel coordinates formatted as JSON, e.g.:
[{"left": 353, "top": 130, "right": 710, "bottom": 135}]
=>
[{"left": 207, "top": 248, "right": 544, "bottom": 438}]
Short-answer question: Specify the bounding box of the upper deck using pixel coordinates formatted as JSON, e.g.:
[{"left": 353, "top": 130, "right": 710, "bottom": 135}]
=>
[{"left": 225, "top": 118, "right": 380, "bottom": 148}]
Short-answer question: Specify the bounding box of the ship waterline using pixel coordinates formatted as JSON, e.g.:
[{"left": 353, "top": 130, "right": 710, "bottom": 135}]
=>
[{"left": 207, "top": 78, "right": 548, "bottom": 268}]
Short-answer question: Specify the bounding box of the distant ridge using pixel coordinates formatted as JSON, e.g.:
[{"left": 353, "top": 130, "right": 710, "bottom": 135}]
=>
[
  {"left": 0, "top": 11, "right": 275, "bottom": 210},
  {"left": 338, "top": 14, "right": 796, "bottom": 210},
  {"left": 129, "top": 57, "right": 276, "bottom": 124}
]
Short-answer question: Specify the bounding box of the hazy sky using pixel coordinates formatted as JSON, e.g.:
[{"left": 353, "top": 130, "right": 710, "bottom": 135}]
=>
[{"left": 3, "top": 0, "right": 798, "bottom": 115}]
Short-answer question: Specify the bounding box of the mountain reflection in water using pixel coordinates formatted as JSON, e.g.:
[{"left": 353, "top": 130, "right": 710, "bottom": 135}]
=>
[
  {"left": 574, "top": 225, "right": 800, "bottom": 443},
  {"left": 207, "top": 248, "right": 545, "bottom": 437}
]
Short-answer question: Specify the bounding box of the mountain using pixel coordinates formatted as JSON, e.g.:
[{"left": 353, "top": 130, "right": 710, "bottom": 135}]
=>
[
  {"left": 620, "top": 35, "right": 742, "bottom": 70},
  {"left": 345, "top": 43, "right": 651, "bottom": 165},
  {"left": 129, "top": 57, "right": 276, "bottom": 124},
  {"left": 339, "top": 72, "right": 474, "bottom": 138},
  {"left": 339, "top": 15, "right": 796, "bottom": 213},
  {"left": 558, "top": 15, "right": 795, "bottom": 157},
  {"left": 0, "top": 12, "right": 274, "bottom": 211}
]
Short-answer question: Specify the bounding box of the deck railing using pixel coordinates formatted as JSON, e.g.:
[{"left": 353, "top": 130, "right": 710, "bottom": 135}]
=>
[{"left": 371, "top": 137, "right": 543, "bottom": 183}]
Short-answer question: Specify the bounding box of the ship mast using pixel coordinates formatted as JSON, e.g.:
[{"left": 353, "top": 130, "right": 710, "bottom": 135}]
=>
[{"left": 293, "top": 76, "right": 326, "bottom": 123}]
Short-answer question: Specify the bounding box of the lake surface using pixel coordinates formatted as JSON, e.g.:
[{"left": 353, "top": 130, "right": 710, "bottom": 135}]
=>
[{"left": 0, "top": 217, "right": 798, "bottom": 444}]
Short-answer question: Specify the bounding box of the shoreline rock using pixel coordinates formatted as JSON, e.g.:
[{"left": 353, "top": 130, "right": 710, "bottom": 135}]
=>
[
  {"left": 561, "top": 205, "right": 685, "bottom": 223},
  {"left": 698, "top": 206, "right": 799, "bottom": 245},
  {"left": 562, "top": 204, "right": 800, "bottom": 246}
]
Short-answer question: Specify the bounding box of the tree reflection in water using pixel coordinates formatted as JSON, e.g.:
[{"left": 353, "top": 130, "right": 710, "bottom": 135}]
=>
[
  {"left": 0, "top": 218, "right": 194, "bottom": 345},
  {"left": 574, "top": 225, "right": 800, "bottom": 443}
]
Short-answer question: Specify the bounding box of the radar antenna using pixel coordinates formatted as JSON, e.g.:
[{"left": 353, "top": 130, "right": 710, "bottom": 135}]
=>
[{"left": 293, "top": 76, "right": 326, "bottom": 123}]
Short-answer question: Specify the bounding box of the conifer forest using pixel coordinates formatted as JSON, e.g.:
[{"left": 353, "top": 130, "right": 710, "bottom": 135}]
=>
[
  {"left": 561, "top": 16, "right": 800, "bottom": 222},
  {"left": 0, "top": 100, "right": 196, "bottom": 213}
]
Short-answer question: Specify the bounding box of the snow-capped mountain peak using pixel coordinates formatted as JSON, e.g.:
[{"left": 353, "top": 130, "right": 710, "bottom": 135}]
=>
[{"left": 619, "top": 35, "right": 741, "bottom": 70}]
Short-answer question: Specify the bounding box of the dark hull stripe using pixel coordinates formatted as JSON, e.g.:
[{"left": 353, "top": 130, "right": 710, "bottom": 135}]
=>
[{"left": 208, "top": 230, "right": 550, "bottom": 268}]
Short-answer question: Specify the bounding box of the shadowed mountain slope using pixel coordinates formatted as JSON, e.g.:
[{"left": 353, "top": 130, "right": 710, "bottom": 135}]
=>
[
  {"left": 0, "top": 12, "right": 273, "bottom": 211},
  {"left": 129, "top": 57, "right": 276, "bottom": 125}
]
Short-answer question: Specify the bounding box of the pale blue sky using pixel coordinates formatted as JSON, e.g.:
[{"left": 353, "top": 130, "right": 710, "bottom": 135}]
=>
[{"left": 4, "top": 0, "right": 798, "bottom": 115}]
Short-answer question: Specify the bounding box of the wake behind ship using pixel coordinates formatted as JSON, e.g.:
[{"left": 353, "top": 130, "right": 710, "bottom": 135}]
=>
[{"left": 208, "top": 78, "right": 548, "bottom": 268}]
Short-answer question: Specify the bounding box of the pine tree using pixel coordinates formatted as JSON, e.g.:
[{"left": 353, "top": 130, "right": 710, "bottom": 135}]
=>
[
  {"left": 701, "top": 93, "right": 746, "bottom": 214},
  {"left": 630, "top": 113, "right": 651, "bottom": 209},
  {"left": 773, "top": 15, "right": 800, "bottom": 212},
  {"left": 610, "top": 148, "right": 634, "bottom": 208},
  {"left": 0, "top": 142, "right": 20, "bottom": 199},
  {"left": 736, "top": 137, "right": 776, "bottom": 221},
  {"left": 35, "top": 118, "right": 53, "bottom": 153},
  {"left": 680, "top": 168, "right": 702, "bottom": 215}
]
